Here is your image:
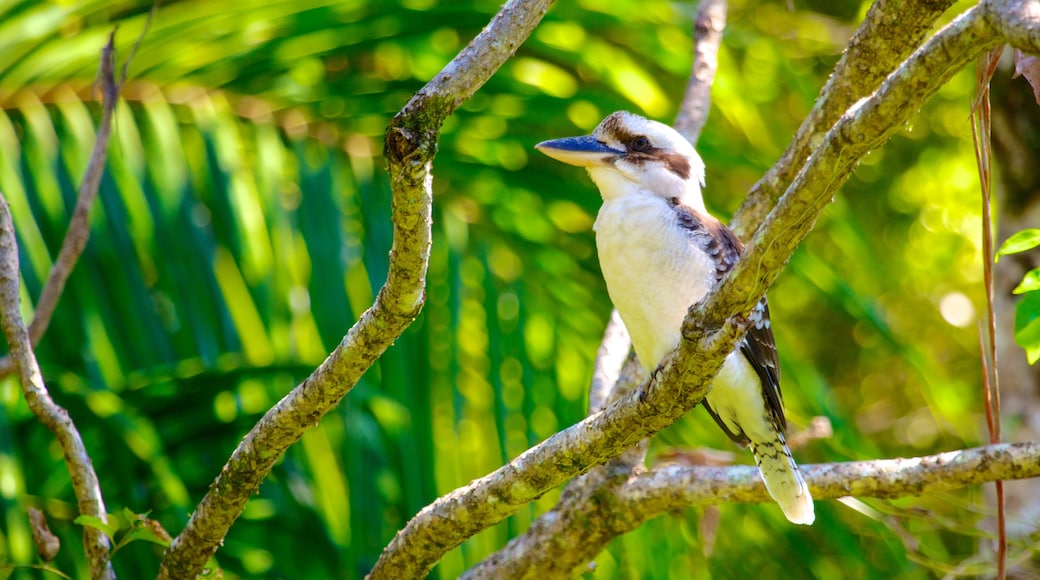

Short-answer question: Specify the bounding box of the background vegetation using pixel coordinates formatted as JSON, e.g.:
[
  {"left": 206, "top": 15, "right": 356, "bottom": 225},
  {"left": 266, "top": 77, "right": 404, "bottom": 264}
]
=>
[{"left": 0, "top": 0, "right": 1027, "bottom": 577}]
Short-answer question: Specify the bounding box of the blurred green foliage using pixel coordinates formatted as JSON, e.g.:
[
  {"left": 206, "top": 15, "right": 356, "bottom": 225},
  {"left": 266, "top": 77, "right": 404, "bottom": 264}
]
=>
[{"left": 0, "top": 0, "right": 1018, "bottom": 577}]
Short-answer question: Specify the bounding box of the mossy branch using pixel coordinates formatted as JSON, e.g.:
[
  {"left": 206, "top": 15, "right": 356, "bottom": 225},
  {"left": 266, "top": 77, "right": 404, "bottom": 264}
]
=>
[
  {"left": 464, "top": 442, "right": 1040, "bottom": 578},
  {"left": 156, "top": 1, "right": 556, "bottom": 578},
  {"left": 0, "top": 34, "right": 124, "bottom": 580},
  {"left": 372, "top": 1, "right": 1040, "bottom": 577},
  {"left": 731, "top": 0, "right": 957, "bottom": 239}
]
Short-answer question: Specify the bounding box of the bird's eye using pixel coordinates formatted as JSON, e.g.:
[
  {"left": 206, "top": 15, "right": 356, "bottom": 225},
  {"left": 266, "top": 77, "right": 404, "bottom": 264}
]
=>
[{"left": 630, "top": 136, "right": 652, "bottom": 152}]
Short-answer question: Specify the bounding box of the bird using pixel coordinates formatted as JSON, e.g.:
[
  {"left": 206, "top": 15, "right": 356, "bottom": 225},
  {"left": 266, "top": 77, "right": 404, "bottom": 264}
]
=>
[{"left": 535, "top": 111, "right": 814, "bottom": 525}]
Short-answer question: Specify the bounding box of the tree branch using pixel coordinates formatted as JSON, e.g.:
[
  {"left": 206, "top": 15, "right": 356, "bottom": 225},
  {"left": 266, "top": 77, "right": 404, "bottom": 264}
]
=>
[
  {"left": 0, "top": 195, "right": 115, "bottom": 579},
  {"left": 467, "top": 3, "right": 731, "bottom": 576},
  {"left": 0, "top": 33, "right": 124, "bottom": 379},
  {"left": 465, "top": 442, "right": 1040, "bottom": 577},
  {"left": 157, "top": 1, "right": 557, "bottom": 578},
  {"left": 373, "top": 1, "right": 1040, "bottom": 576},
  {"left": 674, "top": 0, "right": 726, "bottom": 144},
  {"left": 697, "top": 2, "right": 1006, "bottom": 338},
  {"left": 0, "top": 32, "right": 127, "bottom": 580},
  {"left": 730, "top": 0, "right": 957, "bottom": 239}
]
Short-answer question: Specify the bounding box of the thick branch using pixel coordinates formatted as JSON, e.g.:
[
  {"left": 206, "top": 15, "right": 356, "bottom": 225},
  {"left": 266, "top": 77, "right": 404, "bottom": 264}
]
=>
[
  {"left": 473, "top": 4, "right": 731, "bottom": 576},
  {"left": 157, "top": 1, "right": 556, "bottom": 578},
  {"left": 370, "top": 308, "right": 750, "bottom": 579},
  {"left": 730, "top": 0, "right": 956, "bottom": 238},
  {"left": 0, "top": 195, "right": 115, "bottom": 579},
  {"left": 465, "top": 442, "right": 1040, "bottom": 577},
  {"left": 375, "top": 2, "right": 1040, "bottom": 576},
  {"left": 695, "top": 2, "right": 1006, "bottom": 335}
]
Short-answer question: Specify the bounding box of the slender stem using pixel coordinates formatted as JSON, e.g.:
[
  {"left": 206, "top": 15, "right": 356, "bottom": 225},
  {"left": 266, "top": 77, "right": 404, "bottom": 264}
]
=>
[
  {"left": 0, "top": 196, "right": 115, "bottom": 579},
  {"left": 0, "top": 33, "right": 124, "bottom": 379}
]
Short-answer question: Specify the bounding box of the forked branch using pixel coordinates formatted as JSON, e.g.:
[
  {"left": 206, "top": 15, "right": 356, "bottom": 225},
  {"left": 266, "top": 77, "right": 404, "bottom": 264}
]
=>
[
  {"left": 157, "top": 1, "right": 557, "bottom": 578},
  {"left": 371, "top": 1, "right": 1040, "bottom": 577}
]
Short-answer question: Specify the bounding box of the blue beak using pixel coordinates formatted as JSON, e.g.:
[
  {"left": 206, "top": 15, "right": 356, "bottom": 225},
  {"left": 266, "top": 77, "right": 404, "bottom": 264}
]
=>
[{"left": 535, "top": 135, "right": 622, "bottom": 167}]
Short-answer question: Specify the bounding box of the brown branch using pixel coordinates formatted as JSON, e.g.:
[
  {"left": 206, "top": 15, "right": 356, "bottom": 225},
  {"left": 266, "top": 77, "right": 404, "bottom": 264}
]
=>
[
  {"left": 157, "top": 1, "right": 557, "bottom": 578},
  {"left": 730, "top": 0, "right": 957, "bottom": 239},
  {"left": 470, "top": 4, "right": 731, "bottom": 576},
  {"left": 27, "top": 507, "right": 61, "bottom": 563},
  {"left": 0, "top": 33, "right": 124, "bottom": 380},
  {"left": 464, "top": 442, "right": 1040, "bottom": 577},
  {"left": 674, "top": 0, "right": 727, "bottom": 144},
  {"left": 0, "top": 195, "right": 115, "bottom": 579},
  {"left": 375, "top": 2, "right": 1040, "bottom": 577},
  {"left": 0, "top": 32, "right": 129, "bottom": 580},
  {"left": 974, "top": 46, "right": 1007, "bottom": 579}
]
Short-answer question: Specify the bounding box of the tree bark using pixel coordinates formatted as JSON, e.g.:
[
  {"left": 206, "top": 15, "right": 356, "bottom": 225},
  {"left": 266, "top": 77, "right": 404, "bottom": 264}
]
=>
[{"left": 373, "top": 2, "right": 1040, "bottom": 577}]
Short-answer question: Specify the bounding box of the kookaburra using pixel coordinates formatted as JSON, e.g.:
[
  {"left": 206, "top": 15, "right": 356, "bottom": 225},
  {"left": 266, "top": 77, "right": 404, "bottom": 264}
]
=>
[{"left": 536, "top": 111, "right": 814, "bottom": 525}]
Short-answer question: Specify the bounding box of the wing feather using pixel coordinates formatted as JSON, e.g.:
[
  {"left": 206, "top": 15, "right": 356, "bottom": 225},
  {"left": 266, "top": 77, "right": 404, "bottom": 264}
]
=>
[{"left": 669, "top": 199, "right": 787, "bottom": 440}]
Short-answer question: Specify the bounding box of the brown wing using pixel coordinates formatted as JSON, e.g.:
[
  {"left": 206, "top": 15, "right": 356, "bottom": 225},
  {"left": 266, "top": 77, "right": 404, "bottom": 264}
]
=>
[{"left": 670, "top": 200, "right": 787, "bottom": 444}]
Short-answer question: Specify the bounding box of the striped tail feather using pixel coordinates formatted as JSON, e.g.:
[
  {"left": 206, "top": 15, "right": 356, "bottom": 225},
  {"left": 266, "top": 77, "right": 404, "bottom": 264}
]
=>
[{"left": 750, "top": 437, "right": 815, "bottom": 525}]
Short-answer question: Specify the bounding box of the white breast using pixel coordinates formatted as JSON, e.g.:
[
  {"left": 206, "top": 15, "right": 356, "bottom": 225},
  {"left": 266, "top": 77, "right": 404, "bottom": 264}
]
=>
[{"left": 594, "top": 195, "right": 716, "bottom": 371}]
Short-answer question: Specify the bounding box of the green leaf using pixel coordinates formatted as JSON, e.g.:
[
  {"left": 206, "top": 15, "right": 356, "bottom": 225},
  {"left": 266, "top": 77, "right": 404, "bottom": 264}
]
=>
[
  {"left": 1014, "top": 291, "right": 1040, "bottom": 364},
  {"left": 73, "top": 515, "right": 118, "bottom": 541},
  {"left": 996, "top": 229, "right": 1040, "bottom": 261},
  {"left": 122, "top": 526, "right": 172, "bottom": 548},
  {"left": 1013, "top": 268, "right": 1040, "bottom": 294}
]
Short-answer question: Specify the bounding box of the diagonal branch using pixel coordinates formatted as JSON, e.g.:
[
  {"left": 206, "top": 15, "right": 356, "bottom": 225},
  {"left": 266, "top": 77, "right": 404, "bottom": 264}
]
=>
[
  {"left": 730, "top": 0, "right": 957, "bottom": 239},
  {"left": 156, "top": 1, "right": 556, "bottom": 578},
  {"left": 468, "top": 2, "right": 729, "bottom": 576},
  {"left": 372, "top": 1, "right": 1040, "bottom": 577},
  {"left": 0, "top": 32, "right": 127, "bottom": 580},
  {"left": 0, "top": 31, "right": 126, "bottom": 379}
]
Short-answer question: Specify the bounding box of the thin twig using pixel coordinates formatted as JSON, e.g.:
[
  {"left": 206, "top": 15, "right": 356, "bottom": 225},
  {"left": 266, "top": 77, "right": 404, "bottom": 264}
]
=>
[
  {"left": 588, "top": 310, "right": 634, "bottom": 414},
  {"left": 0, "top": 195, "right": 115, "bottom": 579},
  {"left": 0, "top": 30, "right": 130, "bottom": 579},
  {"left": 972, "top": 46, "right": 1006, "bottom": 579},
  {"left": 0, "top": 31, "right": 124, "bottom": 379}
]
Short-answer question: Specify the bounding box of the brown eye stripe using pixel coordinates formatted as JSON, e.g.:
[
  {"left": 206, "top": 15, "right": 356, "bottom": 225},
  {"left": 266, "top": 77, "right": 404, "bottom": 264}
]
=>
[
  {"left": 659, "top": 152, "right": 691, "bottom": 181},
  {"left": 600, "top": 121, "right": 692, "bottom": 181}
]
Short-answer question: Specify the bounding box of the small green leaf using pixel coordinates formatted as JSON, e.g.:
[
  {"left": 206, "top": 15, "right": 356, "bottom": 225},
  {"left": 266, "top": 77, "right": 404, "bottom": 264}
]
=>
[
  {"left": 122, "top": 506, "right": 153, "bottom": 525},
  {"left": 996, "top": 229, "right": 1040, "bottom": 261},
  {"left": 1013, "top": 268, "right": 1040, "bottom": 294},
  {"left": 74, "top": 515, "right": 117, "bottom": 540},
  {"left": 1014, "top": 291, "right": 1040, "bottom": 364},
  {"left": 122, "top": 526, "right": 171, "bottom": 547}
]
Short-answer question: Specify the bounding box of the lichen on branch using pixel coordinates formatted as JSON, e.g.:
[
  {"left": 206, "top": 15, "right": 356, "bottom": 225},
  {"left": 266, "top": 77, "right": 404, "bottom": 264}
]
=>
[{"left": 158, "top": 1, "right": 557, "bottom": 578}]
